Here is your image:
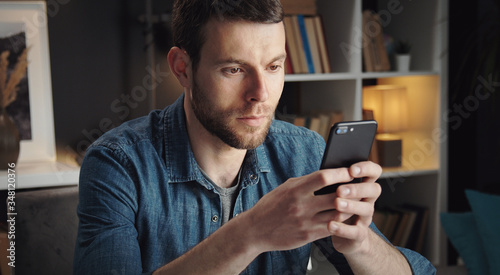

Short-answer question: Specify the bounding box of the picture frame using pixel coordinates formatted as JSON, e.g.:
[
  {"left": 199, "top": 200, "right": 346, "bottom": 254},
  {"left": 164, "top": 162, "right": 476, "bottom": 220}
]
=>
[{"left": 0, "top": 1, "right": 56, "bottom": 162}]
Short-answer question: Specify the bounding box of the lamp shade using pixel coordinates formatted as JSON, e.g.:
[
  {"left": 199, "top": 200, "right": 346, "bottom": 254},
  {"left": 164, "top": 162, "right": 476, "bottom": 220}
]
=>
[{"left": 363, "top": 85, "right": 409, "bottom": 133}]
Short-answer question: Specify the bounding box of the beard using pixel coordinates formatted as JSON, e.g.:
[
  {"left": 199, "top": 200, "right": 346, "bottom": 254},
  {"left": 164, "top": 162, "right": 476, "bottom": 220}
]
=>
[{"left": 190, "top": 79, "right": 275, "bottom": 150}]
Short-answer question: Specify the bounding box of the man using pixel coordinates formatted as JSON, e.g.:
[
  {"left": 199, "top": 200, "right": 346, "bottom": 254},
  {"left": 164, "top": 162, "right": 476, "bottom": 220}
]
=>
[{"left": 74, "top": 0, "right": 435, "bottom": 274}]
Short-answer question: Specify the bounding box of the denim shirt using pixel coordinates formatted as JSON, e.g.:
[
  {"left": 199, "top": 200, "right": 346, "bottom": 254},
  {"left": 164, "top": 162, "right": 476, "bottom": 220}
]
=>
[{"left": 74, "top": 94, "right": 435, "bottom": 275}]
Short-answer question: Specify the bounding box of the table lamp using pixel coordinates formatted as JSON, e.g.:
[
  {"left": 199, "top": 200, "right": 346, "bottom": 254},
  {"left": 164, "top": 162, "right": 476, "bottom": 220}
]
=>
[{"left": 363, "top": 85, "right": 409, "bottom": 167}]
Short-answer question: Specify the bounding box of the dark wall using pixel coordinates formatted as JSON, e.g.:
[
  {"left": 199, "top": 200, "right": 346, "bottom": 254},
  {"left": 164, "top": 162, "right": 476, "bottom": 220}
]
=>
[
  {"left": 448, "top": 0, "right": 500, "bottom": 209},
  {"left": 47, "top": 0, "right": 178, "bottom": 159},
  {"left": 448, "top": 0, "right": 500, "bottom": 264}
]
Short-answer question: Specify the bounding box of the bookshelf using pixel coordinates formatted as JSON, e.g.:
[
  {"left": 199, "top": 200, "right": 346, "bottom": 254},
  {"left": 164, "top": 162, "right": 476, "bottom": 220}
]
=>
[{"left": 280, "top": 0, "right": 448, "bottom": 269}]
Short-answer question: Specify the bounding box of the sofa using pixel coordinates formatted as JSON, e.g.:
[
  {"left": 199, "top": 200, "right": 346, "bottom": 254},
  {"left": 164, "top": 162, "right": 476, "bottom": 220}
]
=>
[
  {"left": 13, "top": 185, "right": 79, "bottom": 275},
  {"left": 440, "top": 190, "right": 500, "bottom": 275}
]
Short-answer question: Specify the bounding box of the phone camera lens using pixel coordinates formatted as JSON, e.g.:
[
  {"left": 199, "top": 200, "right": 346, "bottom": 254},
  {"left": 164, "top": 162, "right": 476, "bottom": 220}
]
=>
[{"left": 335, "top": 126, "right": 348, "bottom": 135}]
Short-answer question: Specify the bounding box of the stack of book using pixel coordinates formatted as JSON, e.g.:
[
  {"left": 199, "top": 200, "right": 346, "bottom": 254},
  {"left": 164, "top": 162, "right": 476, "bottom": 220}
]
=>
[
  {"left": 283, "top": 15, "right": 331, "bottom": 74},
  {"left": 372, "top": 204, "right": 429, "bottom": 254},
  {"left": 278, "top": 111, "right": 343, "bottom": 140},
  {"left": 361, "top": 10, "right": 391, "bottom": 72}
]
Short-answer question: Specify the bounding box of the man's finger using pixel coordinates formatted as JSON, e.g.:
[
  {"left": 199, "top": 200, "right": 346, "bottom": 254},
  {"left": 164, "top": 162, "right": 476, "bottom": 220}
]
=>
[
  {"left": 349, "top": 161, "right": 382, "bottom": 183},
  {"left": 303, "top": 168, "right": 354, "bottom": 194},
  {"left": 336, "top": 182, "right": 381, "bottom": 204}
]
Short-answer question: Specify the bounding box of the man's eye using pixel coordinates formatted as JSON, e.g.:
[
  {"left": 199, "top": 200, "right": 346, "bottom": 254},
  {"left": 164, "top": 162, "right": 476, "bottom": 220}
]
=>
[
  {"left": 269, "top": 65, "right": 281, "bottom": 71},
  {"left": 225, "top": 67, "right": 242, "bottom": 74}
]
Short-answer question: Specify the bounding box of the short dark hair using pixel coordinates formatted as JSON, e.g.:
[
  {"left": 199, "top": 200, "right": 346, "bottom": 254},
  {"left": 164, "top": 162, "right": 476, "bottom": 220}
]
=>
[{"left": 172, "top": 0, "right": 284, "bottom": 71}]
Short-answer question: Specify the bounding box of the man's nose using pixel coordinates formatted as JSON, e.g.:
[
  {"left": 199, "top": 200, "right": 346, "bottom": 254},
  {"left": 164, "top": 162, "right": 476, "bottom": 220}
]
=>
[{"left": 245, "top": 71, "right": 270, "bottom": 103}]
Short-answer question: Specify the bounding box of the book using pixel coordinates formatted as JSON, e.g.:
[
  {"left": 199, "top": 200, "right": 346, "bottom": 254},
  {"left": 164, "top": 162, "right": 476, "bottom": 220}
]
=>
[
  {"left": 362, "top": 10, "right": 390, "bottom": 72},
  {"left": 303, "top": 116, "right": 311, "bottom": 129},
  {"left": 391, "top": 208, "right": 410, "bottom": 246},
  {"left": 381, "top": 209, "right": 401, "bottom": 241},
  {"left": 307, "top": 111, "right": 344, "bottom": 140},
  {"left": 372, "top": 209, "right": 388, "bottom": 230},
  {"left": 290, "top": 15, "right": 308, "bottom": 74},
  {"left": 277, "top": 111, "right": 344, "bottom": 139},
  {"left": 400, "top": 209, "right": 418, "bottom": 247},
  {"left": 380, "top": 204, "right": 428, "bottom": 249},
  {"left": 283, "top": 15, "right": 331, "bottom": 74},
  {"left": 293, "top": 116, "right": 306, "bottom": 127},
  {"left": 317, "top": 113, "right": 331, "bottom": 140},
  {"left": 308, "top": 116, "right": 322, "bottom": 133},
  {"left": 297, "top": 14, "right": 315, "bottom": 74},
  {"left": 313, "top": 15, "right": 331, "bottom": 73},
  {"left": 389, "top": 205, "right": 421, "bottom": 247},
  {"left": 304, "top": 16, "right": 323, "bottom": 73},
  {"left": 415, "top": 209, "right": 429, "bottom": 253},
  {"left": 283, "top": 16, "right": 301, "bottom": 74},
  {"left": 361, "top": 10, "right": 374, "bottom": 72},
  {"left": 400, "top": 204, "right": 429, "bottom": 253},
  {"left": 328, "top": 111, "right": 343, "bottom": 129}
]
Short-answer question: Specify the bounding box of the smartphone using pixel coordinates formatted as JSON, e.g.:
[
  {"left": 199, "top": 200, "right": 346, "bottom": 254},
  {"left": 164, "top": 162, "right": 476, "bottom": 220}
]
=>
[{"left": 314, "top": 120, "right": 377, "bottom": 195}]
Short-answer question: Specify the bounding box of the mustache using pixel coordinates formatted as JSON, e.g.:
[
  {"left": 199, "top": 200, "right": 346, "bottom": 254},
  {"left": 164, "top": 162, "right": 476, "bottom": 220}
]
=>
[{"left": 238, "top": 103, "right": 275, "bottom": 117}]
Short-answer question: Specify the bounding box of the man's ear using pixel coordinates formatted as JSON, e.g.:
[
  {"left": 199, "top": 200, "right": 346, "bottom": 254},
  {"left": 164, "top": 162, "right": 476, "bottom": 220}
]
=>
[{"left": 167, "top": 47, "right": 192, "bottom": 88}]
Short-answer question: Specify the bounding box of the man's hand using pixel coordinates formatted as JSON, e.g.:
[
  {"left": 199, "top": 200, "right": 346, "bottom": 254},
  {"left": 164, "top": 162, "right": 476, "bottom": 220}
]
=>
[
  {"left": 155, "top": 160, "right": 411, "bottom": 275},
  {"left": 327, "top": 161, "right": 382, "bottom": 254},
  {"left": 245, "top": 162, "right": 380, "bottom": 253},
  {"left": 154, "top": 165, "right": 362, "bottom": 275},
  {"left": 324, "top": 161, "right": 412, "bottom": 275}
]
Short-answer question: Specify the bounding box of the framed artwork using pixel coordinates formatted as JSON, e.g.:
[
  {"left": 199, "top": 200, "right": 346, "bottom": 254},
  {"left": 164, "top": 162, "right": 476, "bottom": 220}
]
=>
[{"left": 0, "top": 1, "right": 56, "bottom": 162}]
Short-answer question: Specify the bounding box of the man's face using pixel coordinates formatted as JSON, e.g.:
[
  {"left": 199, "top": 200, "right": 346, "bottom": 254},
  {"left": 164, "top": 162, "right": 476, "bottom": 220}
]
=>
[{"left": 188, "top": 19, "right": 286, "bottom": 149}]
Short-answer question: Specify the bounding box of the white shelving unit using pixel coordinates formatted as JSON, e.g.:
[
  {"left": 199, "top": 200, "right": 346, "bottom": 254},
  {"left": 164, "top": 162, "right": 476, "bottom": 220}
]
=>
[{"left": 288, "top": 0, "right": 448, "bottom": 269}]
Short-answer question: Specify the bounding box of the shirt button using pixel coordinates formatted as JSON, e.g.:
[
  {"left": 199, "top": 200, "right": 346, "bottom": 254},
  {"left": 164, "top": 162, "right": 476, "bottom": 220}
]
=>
[
  {"left": 250, "top": 174, "right": 257, "bottom": 180},
  {"left": 211, "top": 215, "right": 219, "bottom": 223}
]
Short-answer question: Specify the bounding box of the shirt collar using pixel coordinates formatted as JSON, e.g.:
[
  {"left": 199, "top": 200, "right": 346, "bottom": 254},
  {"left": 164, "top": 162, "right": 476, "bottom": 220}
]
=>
[{"left": 163, "top": 93, "right": 270, "bottom": 186}]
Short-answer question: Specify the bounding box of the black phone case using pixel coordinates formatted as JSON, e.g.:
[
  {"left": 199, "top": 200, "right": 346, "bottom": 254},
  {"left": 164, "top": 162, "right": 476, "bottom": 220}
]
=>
[{"left": 315, "top": 120, "right": 377, "bottom": 195}]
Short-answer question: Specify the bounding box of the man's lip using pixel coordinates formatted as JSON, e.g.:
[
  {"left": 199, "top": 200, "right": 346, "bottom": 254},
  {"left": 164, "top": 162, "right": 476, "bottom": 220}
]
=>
[{"left": 238, "top": 116, "right": 267, "bottom": 127}]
